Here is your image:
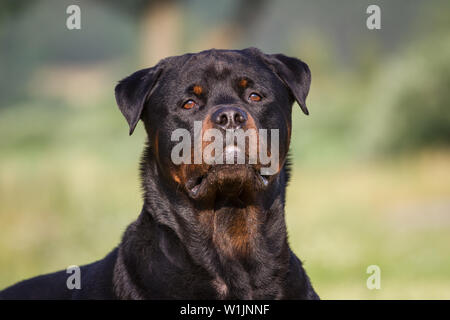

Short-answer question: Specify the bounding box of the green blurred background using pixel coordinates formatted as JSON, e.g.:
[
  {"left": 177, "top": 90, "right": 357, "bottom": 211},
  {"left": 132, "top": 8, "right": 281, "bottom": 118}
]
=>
[{"left": 1, "top": 0, "right": 449, "bottom": 299}]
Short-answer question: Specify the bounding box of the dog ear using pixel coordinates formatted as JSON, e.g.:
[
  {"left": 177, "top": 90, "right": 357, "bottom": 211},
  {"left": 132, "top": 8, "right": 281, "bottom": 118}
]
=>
[
  {"left": 115, "top": 66, "right": 163, "bottom": 135},
  {"left": 262, "top": 53, "right": 311, "bottom": 115}
]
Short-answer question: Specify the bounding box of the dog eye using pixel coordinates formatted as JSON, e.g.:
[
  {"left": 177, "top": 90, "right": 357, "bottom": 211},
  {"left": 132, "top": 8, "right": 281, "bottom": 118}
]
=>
[
  {"left": 183, "top": 99, "right": 197, "bottom": 110},
  {"left": 248, "top": 93, "right": 262, "bottom": 102}
]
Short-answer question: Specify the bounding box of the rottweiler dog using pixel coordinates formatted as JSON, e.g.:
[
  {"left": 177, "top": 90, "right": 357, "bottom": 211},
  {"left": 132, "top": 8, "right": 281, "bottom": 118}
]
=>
[{"left": 0, "top": 48, "right": 319, "bottom": 300}]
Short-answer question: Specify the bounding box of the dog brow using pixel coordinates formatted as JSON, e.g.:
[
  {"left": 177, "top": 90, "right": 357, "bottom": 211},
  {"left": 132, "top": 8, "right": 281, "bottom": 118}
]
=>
[
  {"left": 238, "top": 78, "right": 248, "bottom": 88},
  {"left": 193, "top": 85, "right": 203, "bottom": 95}
]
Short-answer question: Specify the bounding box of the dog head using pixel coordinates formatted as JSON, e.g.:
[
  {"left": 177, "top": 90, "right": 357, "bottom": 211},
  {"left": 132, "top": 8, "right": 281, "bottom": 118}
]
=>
[{"left": 115, "top": 48, "right": 311, "bottom": 202}]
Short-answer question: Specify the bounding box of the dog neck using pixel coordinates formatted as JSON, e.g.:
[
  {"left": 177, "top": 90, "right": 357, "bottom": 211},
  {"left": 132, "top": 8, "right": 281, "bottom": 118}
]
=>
[{"left": 114, "top": 145, "right": 292, "bottom": 299}]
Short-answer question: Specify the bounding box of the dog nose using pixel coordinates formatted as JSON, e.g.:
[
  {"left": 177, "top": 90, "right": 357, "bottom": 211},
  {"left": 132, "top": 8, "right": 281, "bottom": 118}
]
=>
[{"left": 212, "top": 107, "right": 247, "bottom": 130}]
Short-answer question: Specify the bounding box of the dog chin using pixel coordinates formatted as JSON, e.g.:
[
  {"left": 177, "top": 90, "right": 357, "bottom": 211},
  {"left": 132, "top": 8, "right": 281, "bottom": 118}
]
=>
[{"left": 185, "top": 164, "right": 270, "bottom": 200}]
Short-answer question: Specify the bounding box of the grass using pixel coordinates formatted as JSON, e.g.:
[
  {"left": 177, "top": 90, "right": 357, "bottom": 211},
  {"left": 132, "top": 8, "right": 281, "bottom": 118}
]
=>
[
  {"left": 286, "top": 150, "right": 450, "bottom": 299},
  {"left": 1, "top": 99, "right": 449, "bottom": 299}
]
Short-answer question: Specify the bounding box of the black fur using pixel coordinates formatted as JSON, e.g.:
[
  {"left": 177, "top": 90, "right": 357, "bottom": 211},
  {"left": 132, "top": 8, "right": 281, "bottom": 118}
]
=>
[{"left": 0, "top": 48, "right": 318, "bottom": 300}]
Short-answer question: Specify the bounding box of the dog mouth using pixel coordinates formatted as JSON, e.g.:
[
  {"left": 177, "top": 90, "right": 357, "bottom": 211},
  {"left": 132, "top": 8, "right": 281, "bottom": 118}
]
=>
[{"left": 185, "top": 165, "right": 270, "bottom": 200}]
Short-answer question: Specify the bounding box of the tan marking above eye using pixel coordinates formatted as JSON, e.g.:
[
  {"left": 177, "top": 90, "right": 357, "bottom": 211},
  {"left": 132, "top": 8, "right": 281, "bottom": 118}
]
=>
[
  {"left": 183, "top": 99, "right": 197, "bottom": 109},
  {"left": 193, "top": 85, "right": 203, "bottom": 95},
  {"left": 239, "top": 79, "right": 248, "bottom": 88},
  {"left": 249, "top": 93, "right": 262, "bottom": 102}
]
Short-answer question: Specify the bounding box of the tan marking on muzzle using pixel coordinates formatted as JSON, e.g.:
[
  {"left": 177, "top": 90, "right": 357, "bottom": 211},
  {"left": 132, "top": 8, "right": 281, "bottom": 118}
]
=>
[{"left": 200, "top": 109, "right": 262, "bottom": 167}]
